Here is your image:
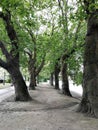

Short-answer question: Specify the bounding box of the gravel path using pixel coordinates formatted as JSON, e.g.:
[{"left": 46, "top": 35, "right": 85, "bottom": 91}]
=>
[{"left": 0, "top": 83, "right": 98, "bottom": 130}]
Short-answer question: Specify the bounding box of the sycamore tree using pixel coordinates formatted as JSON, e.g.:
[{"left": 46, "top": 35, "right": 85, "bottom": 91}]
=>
[
  {"left": 49, "top": 0, "right": 85, "bottom": 96},
  {"left": 44, "top": 18, "right": 62, "bottom": 89},
  {"left": 77, "top": 0, "right": 98, "bottom": 117},
  {"left": 7, "top": 0, "right": 51, "bottom": 90},
  {"left": 0, "top": 0, "right": 32, "bottom": 101},
  {"left": 33, "top": 0, "right": 62, "bottom": 89},
  {"left": 19, "top": 0, "right": 50, "bottom": 90},
  {"left": 41, "top": 0, "right": 85, "bottom": 94}
]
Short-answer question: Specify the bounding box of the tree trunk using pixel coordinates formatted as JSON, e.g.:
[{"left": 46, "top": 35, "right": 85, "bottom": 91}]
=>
[
  {"left": 29, "top": 73, "right": 36, "bottom": 90},
  {"left": 54, "top": 62, "right": 60, "bottom": 89},
  {"left": 61, "top": 61, "right": 72, "bottom": 96},
  {"left": 28, "top": 59, "right": 36, "bottom": 90},
  {"left": 0, "top": 10, "right": 32, "bottom": 101},
  {"left": 50, "top": 72, "right": 54, "bottom": 86},
  {"left": 7, "top": 61, "right": 32, "bottom": 101},
  {"left": 78, "top": 10, "right": 98, "bottom": 117}
]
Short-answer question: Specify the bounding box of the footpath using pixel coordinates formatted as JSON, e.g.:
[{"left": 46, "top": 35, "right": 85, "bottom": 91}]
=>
[{"left": 0, "top": 83, "right": 98, "bottom": 130}]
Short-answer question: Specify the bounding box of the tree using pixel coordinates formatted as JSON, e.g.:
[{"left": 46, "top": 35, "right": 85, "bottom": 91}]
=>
[
  {"left": 50, "top": 72, "right": 54, "bottom": 86},
  {"left": 54, "top": 60, "right": 60, "bottom": 89},
  {"left": 13, "top": 0, "right": 49, "bottom": 90},
  {"left": 61, "top": 56, "right": 72, "bottom": 96},
  {"left": 40, "top": 0, "right": 84, "bottom": 93},
  {"left": 57, "top": 0, "right": 83, "bottom": 96},
  {"left": 25, "top": 47, "right": 46, "bottom": 90},
  {"left": 78, "top": 0, "right": 98, "bottom": 117},
  {"left": 0, "top": 8, "right": 31, "bottom": 101}
]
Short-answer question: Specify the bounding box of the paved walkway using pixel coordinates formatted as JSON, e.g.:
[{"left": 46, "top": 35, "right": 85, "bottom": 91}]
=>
[
  {"left": 0, "top": 86, "right": 14, "bottom": 102},
  {"left": 0, "top": 83, "right": 97, "bottom": 130}
]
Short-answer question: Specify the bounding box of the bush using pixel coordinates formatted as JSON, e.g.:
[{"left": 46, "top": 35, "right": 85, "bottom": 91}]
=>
[{"left": 6, "top": 78, "right": 11, "bottom": 83}]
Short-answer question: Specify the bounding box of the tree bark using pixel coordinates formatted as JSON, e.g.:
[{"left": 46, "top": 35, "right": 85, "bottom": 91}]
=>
[
  {"left": 28, "top": 58, "right": 36, "bottom": 90},
  {"left": 61, "top": 60, "right": 72, "bottom": 97},
  {"left": 0, "top": 10, "right": 31, "bottom": 101},
  {"left": 7, "top": 63, "right": 32, "bottom": 101},
  {"left": 35, "top": 55, "right": 45, "bottom": 77},
  {"left": 50, "top": 72, "right": 54, "bottom": 86},
  {"left": 29, "top": 75, "right": 36, "bottom": 90},
  {"left": 78, "top": 10, "right": 98, "bottom": 117},
  {"left": 54, "top": 62, "right": 60, "bottom": 89},
  {"left": 27, "top": 52, "right": 45, "bottom": 89}
]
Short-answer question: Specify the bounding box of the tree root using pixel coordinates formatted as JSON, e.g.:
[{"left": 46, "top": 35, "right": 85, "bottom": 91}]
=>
[
  {"left": 62, "top": 89, "right": 72, "bottom": 97},
  {"left": 77, "top": 100, "right": 96, "bottom": 118},
  {"left": 15, "top": 95, "right": 32, "bottom": 101}
]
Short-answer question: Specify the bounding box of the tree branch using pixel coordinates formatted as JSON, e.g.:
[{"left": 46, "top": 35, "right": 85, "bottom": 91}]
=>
[
  {"left": 35, "top": 54, "right": 46, "bottom": 76},
  {"left": 84, "top": 0, "right": 90, "bottom": 14},
  {"left": 61, "top": 21, "right": 82, "bottom": 60},
  {"left": 0, "top": 9, "right": 19, "bottom": 69},
  {"left": 24, "top": 27, "right": 37, "bottom": 64},
  {"left": 0, "top": 59, "right": 7, "bottom": 69},
  {"left": 3, "top": 10, "right": 18, "bottom": 46},
  {"left": 0, "top": 10, "right": 19, "bottom": 59},
  {"left": 73, "top": 21, "right": 82, "bottom": 47},
  {"left": 61, "top": 43, "right": 85, "bottom": 61},
  {"left": 84, "top": 0, "right": 95, "bottom": 14},
  {"left": 0, "top": 12, "right": 4, "bottom": 18},
  {"left": 0, "top": 41, "right": 10, "bottom": 60},
  {"left": 24, "top": 48, "right": 32, "bottom": 59},
  {"left": 62, "top": 20, "right": 82, "bottom": 60},
  {"left": 25, "top": 27, "right": 36, "bottom": 44},
  {"left": 58, "top": 0, "right": 68, "bottom": 34}
]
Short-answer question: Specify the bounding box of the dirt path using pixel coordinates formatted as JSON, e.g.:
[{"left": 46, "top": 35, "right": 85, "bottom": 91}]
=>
[{"left": 0, "top": 83, "right": 98, "bottom": 130}]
